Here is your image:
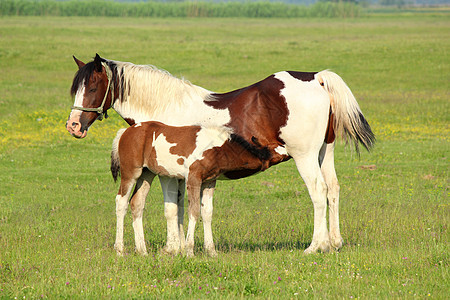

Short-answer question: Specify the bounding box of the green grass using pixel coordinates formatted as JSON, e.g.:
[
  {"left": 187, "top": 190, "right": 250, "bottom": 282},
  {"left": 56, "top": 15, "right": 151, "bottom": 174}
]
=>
[{"left": 0, "top": 15, "right": 449, "bottom": 298}]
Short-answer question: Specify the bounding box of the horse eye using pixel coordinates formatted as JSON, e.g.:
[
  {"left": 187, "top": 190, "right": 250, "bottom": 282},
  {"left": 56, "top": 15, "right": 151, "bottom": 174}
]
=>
[{"left": 89, "top": 88, "right": 97, "bottom": 93}]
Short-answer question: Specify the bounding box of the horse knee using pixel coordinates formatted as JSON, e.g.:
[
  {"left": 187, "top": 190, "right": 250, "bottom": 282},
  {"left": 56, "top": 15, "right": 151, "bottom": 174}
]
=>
[
  {"left": 164, "top": 202, "right": 178, "bottom": 220},
  {"left": 115, "top": 195, "right": 128, "bottom": 214},
  {"left": 201, "top": 201, "right": 213, "bottom": 221},
  {"left": 201, "top": 207, "right": 213, "bottom": 220},
  {"left": 314, "top": 178, "right": 328, "bottom": 198},
  {"left": 326, "top": 180, "right": 340, "bottom": 204},
  {"left": 187, "top": 183, "right": 201, "bottom": 219}
]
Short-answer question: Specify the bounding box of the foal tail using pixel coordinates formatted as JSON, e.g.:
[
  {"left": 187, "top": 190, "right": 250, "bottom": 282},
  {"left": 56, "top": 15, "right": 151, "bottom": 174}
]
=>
[
  {"left": 317, "top": 70, "right": 375, "bottom": 153},
  {"left": 111, "top": 128, "right": 127, "bottom": 182}
]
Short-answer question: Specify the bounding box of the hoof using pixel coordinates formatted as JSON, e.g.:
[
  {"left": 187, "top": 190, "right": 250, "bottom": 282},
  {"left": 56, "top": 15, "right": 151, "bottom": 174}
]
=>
[
  {"left": 114, "top": 244, "right": 124, "bottom": 256},
  {"left": 206, "top": 248, "right": 218, "bottom": 258},
  {"left": 161, "top": 246, "right": 180, "bottom": 256},
  {"left": 136, "top": 249, "right": 148, "bottom": 256},
  {"left": 330, "top": 235, "right": 344, "bottom": 250},
  {"left": 186, "top": 249, "right": 195, "bottom": 258},
  {"left": 304, "top": 241, "right": 331, "bottom": 254}
]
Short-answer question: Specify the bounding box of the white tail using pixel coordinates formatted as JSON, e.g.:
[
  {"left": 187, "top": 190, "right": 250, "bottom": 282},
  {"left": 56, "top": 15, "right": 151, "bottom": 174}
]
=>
[
  {"left": 111, "top": 128, "right": 127, "bottom": 182},
  {"left": 317, "top": 70, "right": 375, "bottom": 153}
]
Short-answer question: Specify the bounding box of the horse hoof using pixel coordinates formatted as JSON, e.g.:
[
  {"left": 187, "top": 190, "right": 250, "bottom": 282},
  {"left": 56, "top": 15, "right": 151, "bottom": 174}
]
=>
[
  {"left": 206, "top": 249, "right": 218, "bottom": 258},
  {"left": 304, "top": 241, "right": 331, "bottom": 254},
  {"left": 330, "top": 236, "right": 344, "bottom": 250},
  {"left": 136, "top": 249, "right": 148, "bottom": 256},
  {"left": 303, "top": 246, "right": 317, "bottom": 255},
  {"left": 114, "top": 244, "right": 125, "bottom": 256},
  {"left": 161, "top": 246, "right": 180, "bottom": 256}
]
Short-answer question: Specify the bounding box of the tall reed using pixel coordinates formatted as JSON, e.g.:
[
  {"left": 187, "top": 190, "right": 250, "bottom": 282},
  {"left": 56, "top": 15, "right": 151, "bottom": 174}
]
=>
[{"left": 0, "top": 0, "right": 361, "bottom": 18}]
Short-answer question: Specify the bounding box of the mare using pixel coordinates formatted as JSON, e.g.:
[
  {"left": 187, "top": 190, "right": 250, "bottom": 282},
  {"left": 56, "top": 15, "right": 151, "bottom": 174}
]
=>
[
  {"left": 110, "top": 122, "right": 279, "bottom": 256},
  {"left": 66, "top": 54, "right": 374, "bottom": 256}
]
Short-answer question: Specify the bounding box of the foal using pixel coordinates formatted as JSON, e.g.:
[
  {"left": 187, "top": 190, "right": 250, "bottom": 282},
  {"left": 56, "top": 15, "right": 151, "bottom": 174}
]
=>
[{"left": 111, "top": 121, "right": 287, "bottom": 257}]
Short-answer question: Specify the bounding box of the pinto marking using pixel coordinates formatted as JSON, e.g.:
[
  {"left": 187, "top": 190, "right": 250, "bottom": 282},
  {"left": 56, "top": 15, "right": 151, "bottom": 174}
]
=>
[
  {"left": 150, "top": 126, "right": 232, "bottom": 179},
  {"left": 275, "top": 71, "right": 330, "bottom": 153},
  {"left": 68, "top": 54, "right": 375, "bottom": 256},
  {"left": 111, "top": 121, "right": 273, "bottom": 255}
]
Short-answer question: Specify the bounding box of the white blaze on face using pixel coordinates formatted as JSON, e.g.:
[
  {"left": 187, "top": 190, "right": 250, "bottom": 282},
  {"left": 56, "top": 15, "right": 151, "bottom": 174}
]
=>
[
  {"left": 151, "top": 127, "right": 231, "bottom": 178},
  {"left": 69, "top": 81, "right": 85, "bottom": 120}
]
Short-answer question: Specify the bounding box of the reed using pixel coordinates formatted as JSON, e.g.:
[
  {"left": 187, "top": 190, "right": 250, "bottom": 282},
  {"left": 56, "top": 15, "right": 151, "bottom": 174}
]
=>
[{"left": 0, "top": 0, "right": 361, "bottom": 18}]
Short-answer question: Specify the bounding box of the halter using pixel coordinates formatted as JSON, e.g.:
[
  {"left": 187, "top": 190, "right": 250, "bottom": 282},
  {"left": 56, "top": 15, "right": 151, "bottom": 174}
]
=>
[{"left": 71, "top": 62, "right": 115, "bottom": 121}]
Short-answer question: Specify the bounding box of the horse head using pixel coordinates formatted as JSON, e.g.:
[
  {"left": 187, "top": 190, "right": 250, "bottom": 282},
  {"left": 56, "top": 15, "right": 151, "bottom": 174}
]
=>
[{"left": 66, "top": 54, "right": 115, "bottom": 138}]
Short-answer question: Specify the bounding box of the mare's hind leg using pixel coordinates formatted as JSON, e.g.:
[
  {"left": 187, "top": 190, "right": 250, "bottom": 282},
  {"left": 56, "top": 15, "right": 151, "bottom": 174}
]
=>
[
  {"left": 291, "top": 151, "right": 330, "bottom": 254},
  {"left": 319, "top": 142, "right": 343, "bottom": 250},
  {"left": 130, "top": 170, "right": 156, "bottom": 256},
  {"left": 201, "top": 180, "right": 217, "bottom": 257}
]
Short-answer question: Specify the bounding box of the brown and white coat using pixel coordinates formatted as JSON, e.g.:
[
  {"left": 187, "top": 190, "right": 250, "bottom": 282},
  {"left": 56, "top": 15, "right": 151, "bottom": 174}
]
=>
[{"left": 67, "top": 54, "right": 374, "bottom": 256}]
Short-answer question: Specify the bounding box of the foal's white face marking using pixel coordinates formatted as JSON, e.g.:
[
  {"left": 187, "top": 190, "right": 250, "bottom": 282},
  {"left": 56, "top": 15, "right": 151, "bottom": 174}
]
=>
[{"left": 151, "top": 127, "right": 231, "bottom": 179}]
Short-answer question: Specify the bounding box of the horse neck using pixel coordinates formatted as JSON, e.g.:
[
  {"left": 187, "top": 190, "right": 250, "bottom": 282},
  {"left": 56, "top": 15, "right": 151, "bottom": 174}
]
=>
[{"left": 111, "top": 61, "right": 211, "bottom": 123}]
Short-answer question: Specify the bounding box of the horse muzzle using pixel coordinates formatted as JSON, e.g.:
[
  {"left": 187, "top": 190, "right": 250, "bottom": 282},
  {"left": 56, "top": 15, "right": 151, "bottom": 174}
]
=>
[{"left": 66, "top": 120, "right": 87, "bottom": 139}]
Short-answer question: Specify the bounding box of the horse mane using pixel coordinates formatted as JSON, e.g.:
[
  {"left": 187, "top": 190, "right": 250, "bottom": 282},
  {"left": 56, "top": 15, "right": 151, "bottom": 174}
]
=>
[
  {"left": 111, "top": 60, "right": 211, "bottom": 118},
  {"left": 71, "top": 60, "right": 98, "bottom": 96},
  {"left": 71, "top": 57, "right": 211, "bottom": 118}
]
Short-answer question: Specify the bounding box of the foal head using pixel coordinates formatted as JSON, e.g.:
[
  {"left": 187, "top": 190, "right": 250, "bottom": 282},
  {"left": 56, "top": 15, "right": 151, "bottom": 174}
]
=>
[{"left": 66, "top": 54, "right": 115, "bottom": 138}]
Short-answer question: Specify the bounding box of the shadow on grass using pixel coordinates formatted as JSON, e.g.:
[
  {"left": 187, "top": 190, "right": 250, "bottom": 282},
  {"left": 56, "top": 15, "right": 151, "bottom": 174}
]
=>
[
  {"left": 215, "top": 240, "right": 310, "bottom": 253},
  {"left": 140, "top": 239, "right": 310, "bottom": 255}
]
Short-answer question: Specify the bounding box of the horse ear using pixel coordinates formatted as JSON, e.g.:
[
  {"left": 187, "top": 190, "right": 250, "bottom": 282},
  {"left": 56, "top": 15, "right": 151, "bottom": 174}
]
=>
[
  {"left": 93, "top": 53, "right": 103, "bottom": 72},
  {"left": 73, "top": 56, "right": 85, "bottom": 69}
]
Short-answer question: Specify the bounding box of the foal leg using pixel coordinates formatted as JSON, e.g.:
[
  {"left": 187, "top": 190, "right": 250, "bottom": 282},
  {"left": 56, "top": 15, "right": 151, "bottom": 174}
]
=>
[
  {"left": 114, "top": 180, "right": 136, "bottom": 256},
  {"left": 185, "top": 179, "right": 202, "bottom": 258},
  {"left": 130, "top": 170, "right": 155, "bottom": 256},
  {"left": 159, "top": 176, "right": 182, "bottom": 255},
  {"left": 320, "top": 142, "right": 343, "bottom": 250},
  {"left": 292, "top": 152, "right": 331, "bottom": 254},
  {"left": 201, "top": 180, "right": 217, "bottom": 257}
]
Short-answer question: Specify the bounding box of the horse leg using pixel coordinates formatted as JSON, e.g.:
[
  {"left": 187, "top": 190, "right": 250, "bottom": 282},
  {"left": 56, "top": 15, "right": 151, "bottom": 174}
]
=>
[
  {"left": 130, "top": 170, "right": 155, "bottom": 256},
  {"left": 114, "top": 178, "right": 136, "bottom": 256},
  {"left": 201, "top": 180, "right": 217, "bottom": 257},
  {"left": 319, "top": 142, "right": 343, "bottom": 250},
  {"left": 291, "top": 152, "right": 331, "bottom": 254},
  {"left": 159, "top": 176, "right": 181, "bottom": 255},
  {"left": 185, "top": 178, "right": 202, "bottom": 257},
  {"left": 177, "top": 179, "right": 186, "bottom": 252}
]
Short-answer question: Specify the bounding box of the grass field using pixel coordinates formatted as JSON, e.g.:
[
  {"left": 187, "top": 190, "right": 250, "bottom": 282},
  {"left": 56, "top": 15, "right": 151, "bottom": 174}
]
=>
[{"left": 0, "top": 15, "right": 448, "bottom": 298}]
